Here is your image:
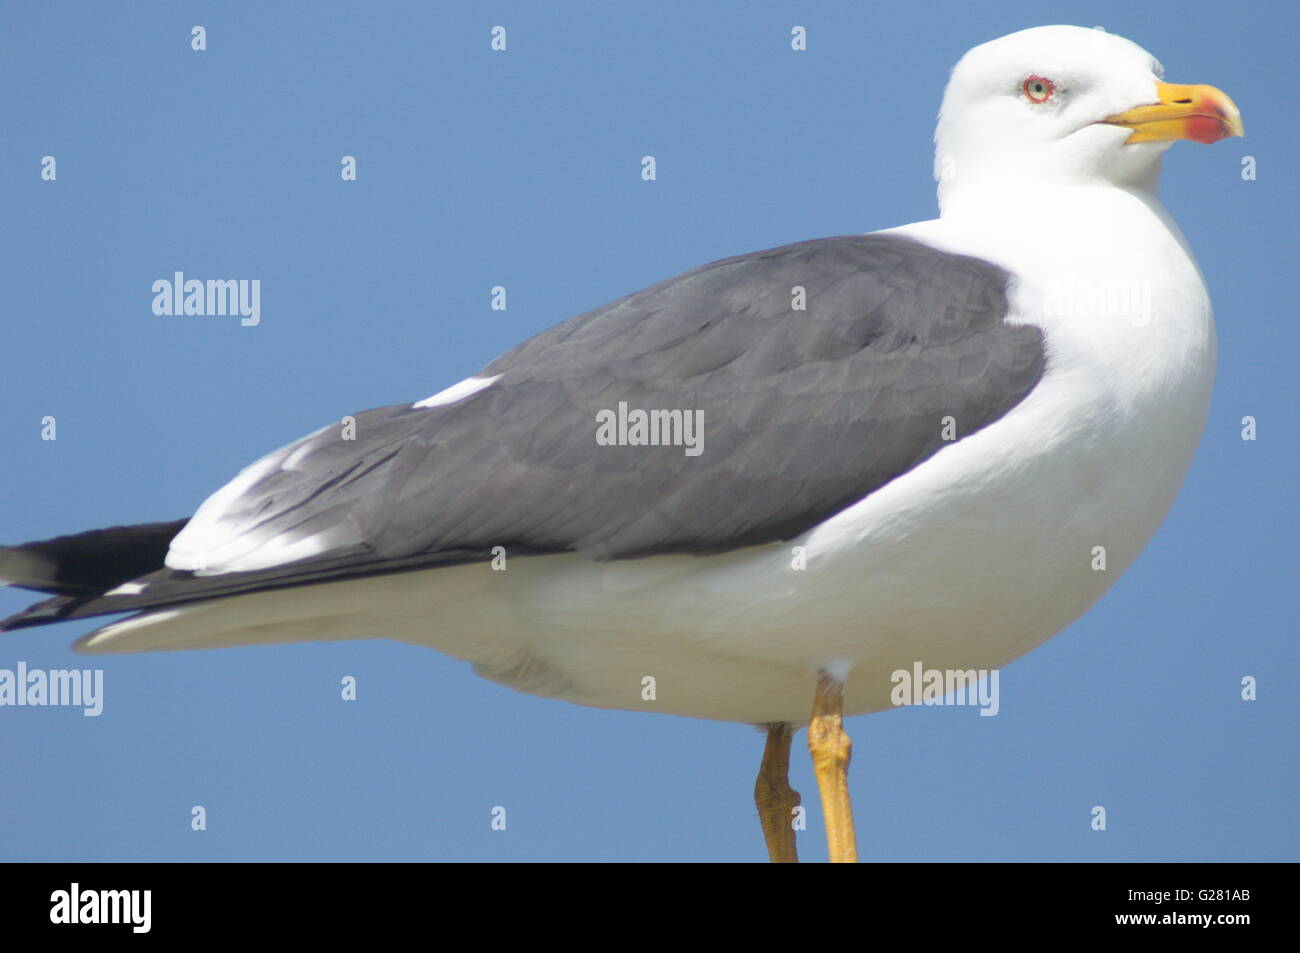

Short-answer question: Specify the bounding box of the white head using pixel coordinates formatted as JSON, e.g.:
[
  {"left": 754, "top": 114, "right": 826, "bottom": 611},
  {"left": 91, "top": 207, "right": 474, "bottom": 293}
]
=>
[{"left": 934, "top": 26, "right": 1242, "bottom": 212}]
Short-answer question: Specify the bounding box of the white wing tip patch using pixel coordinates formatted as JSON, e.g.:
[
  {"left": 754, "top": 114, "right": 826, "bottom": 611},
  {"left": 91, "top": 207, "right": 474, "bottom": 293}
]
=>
[
  {"left": 413, "top": 375, "right": 500, "bottom": 409},
  {"left": 105, "top": 581, "right": 148, "bottom": 596},
  {"left": 163, "top": 374, "right": 500, "bottom": 575}
]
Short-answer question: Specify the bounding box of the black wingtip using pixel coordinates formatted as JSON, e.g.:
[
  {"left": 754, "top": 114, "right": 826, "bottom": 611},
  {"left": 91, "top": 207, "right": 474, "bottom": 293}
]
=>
[
  {"left": 0, "top": 593, "right": 87, "bottom": 632},
  {"left": 0, "top": 520, "right": 187, "bottom": 597}
]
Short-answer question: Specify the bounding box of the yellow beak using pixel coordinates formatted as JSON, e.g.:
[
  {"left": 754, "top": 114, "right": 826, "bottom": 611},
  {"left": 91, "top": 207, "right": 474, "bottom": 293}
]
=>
[{"left": 1101, "top": 81, "right": 1244, "bottom": 144}]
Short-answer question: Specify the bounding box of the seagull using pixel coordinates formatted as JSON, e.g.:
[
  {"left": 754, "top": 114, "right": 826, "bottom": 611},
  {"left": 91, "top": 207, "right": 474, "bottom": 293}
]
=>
[{"left": 1, "top": 25, "right": 1242, "bottom": 862}]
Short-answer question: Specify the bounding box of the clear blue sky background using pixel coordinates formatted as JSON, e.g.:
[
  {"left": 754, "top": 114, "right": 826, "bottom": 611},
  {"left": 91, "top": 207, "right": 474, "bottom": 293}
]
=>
[{"left": 1, "top": 1, "right": 1293, "bottom": 862}]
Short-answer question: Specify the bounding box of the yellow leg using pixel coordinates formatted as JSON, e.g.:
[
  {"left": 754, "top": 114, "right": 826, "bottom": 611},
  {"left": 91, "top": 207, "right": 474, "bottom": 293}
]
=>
[
  {"left": 808, "top": 672, "right": 858, "bottom": 863},
  {"left": 755, "top": 723, "right": 801, "bottom": 863}
]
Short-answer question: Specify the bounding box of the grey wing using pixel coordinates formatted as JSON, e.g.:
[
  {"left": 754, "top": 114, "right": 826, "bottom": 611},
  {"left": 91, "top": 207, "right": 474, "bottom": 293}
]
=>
[
  {"left": 173, "top": 231, "right": 1044, "bottom": 564},
  {"left": 21, "top": 233, "right": 1046, "bottom": 622}
]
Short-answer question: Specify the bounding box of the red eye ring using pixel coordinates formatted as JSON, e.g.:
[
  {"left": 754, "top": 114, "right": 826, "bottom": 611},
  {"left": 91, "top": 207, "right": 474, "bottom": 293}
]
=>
[{"left": 1023, "top": 75, "right": 1055, "bottom": 103}]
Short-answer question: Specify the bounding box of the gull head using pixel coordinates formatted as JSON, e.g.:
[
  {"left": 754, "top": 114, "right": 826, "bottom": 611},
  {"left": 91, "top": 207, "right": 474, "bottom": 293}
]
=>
[{"left": 934, "top": 25, "right": 1243, "bottom": 209}]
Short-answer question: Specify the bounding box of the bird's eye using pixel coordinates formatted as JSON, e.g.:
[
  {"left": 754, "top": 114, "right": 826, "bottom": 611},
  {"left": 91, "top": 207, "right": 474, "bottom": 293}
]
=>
[{"left": 1023, "top": 75, "right": 1055, "bottom": 103}]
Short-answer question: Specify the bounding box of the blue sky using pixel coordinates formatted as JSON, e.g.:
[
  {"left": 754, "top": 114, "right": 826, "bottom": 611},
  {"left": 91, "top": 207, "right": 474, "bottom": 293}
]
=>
[{"left": 1, "top": 1, "right": 1293, "bottom": 862}]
